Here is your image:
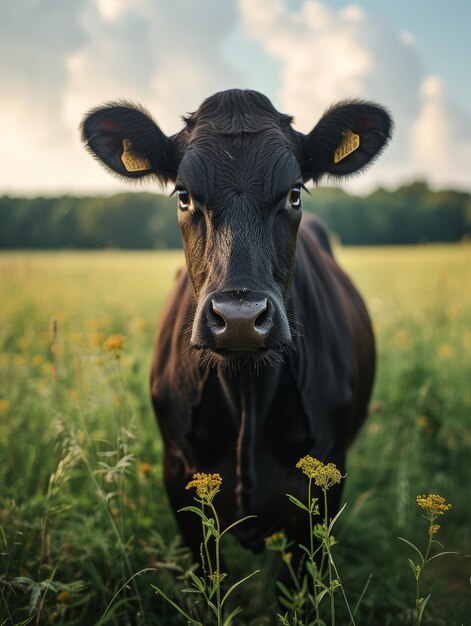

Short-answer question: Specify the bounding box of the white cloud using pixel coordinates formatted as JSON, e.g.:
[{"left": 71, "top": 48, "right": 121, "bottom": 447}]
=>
[
  {"left": 239, "top": 0, "right": 471, "bottom": 193},
  {"left": 0, "top": 1, "right": 89, "bottom": 194},
  {"left": 62, "top": 0, "right": 243, "bottom": 134},
  {"left": 0, "top": 0, "right": 242, "bottom": 194},
  {"left": 97, "top": 0, "right": 140, "bottom": 22},
  {"left": 412, "top": 77, "right": 452, "bottom": 169},
  {"left": 411, "top": 76, "right": 471, "bottom": 188},
  {"left": 399, "top": 30, "right": 416, "bottom": 47}
]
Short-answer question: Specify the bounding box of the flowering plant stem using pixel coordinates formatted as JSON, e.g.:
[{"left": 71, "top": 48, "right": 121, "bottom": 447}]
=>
[
  {"left": 307, "top": 478, "right": 321, "bottom": 626},
  {"left": 207, "top": 501, "right": 222, "bottom": 626},
  {"left": 323, "top": 489, "right": 335, "bottom": 626},
  {"left": 291, "top": 455, "right": 356, "bottom": 626},
  {"left": 322, "top": 491, "right": 355, "bottom": 625},
  {"left": 399, "top": 494, "right": 456, "bottom": 626},
  {"left": 155, "top": 473, "right": 259, "bottom": 626}
]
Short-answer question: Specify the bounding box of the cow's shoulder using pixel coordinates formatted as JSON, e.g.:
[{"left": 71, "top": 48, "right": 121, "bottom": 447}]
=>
[{"left": 299, "top": 212, "right": 333, "bottom": 256}]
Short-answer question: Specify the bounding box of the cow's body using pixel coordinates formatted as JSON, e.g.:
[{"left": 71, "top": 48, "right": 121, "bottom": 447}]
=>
[
  {"left": 151, "top": 212, "right": 374, "bottom": 553},
  {"left": 81, "top": 88, "right": 391, "bottom": 559}
]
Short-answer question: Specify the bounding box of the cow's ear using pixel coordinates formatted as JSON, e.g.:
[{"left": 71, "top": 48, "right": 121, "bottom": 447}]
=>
[
  {"left": 300, "top": 101, "right": 393, "bottom": 182},
  {"left": 81, "top": 102, "right": 180, "bottom": 184}
]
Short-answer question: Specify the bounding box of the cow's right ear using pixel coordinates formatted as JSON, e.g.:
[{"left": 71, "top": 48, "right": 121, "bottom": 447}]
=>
[{"left": 80, "top": 103, "right": 180, "bottom": 184}]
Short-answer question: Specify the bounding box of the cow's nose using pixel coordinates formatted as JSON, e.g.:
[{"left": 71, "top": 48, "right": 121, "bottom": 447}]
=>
[{"left": 209, "top": 296, "right": 273, "bottom": 349}]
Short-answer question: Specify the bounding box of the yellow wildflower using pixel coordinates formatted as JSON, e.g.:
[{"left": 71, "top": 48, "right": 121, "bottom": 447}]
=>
[
  {"left": 391, "top": 329, "right": 412, "bottom": 348},
  {"left": 209, "top": 571, "right": 226, "bottom": 585},
  {"left": 296, "top": 456, "right": 322, "bottom": 479},
  {"left": 17, "top": 336, "right": 30, "bottom": 351},
  {"left": 186, "top": 472, "right": 222, "bottom": 502},
  {"left": 438, "top": 344, "right": 453, "bottom": 360},
  {"left": 70, "top": 332, "right": 84, "bottom": 346},
  {"left": 31, "top": 355, "right": 44, "bottom": 367},
  {"left": 264, "top": 531, "right": 285, "bottom": 547},
  {"left": 41, "top": 362, "right": 54, "bottom": 375},
  {"left": 91, "top": 332, "right": 105, "bottom": 348},
  {"left": 370, "top": 400, "right": 384, "bottom": 414},
  {"left": 416, "top": 415, "right": 430, "bottom": 429},
  {"left": 429, "top": 524, "right": 440, "bottom": 536},
  {"left": 57, "top": 591, "right": 72, "bottom": 604},
  {"left": 368, "top": 422, "right": 381, "bottom": 435},
  {"left": 104, "top": 334, "right": 125, "bottom": 353},
  {"left": 137, "top": 462, "right": 153, "bottom": 477},
  {"left": 296, "top": 456, "right": 344, "bottom": 490},
  {"left": 0, "top": 399, "right": 11, "bottom": 414},
  {"left": 314, "top": 463, "right": 343, "bottom": 489},
  {"left": 416, "top": 494, "right": 452, "bottom": 516},
  {"left": 283, "top": 552, "right": 293, "bottom": 563},
  {"left": 446, "top": 306, "right": 460, "bottom": 321}
]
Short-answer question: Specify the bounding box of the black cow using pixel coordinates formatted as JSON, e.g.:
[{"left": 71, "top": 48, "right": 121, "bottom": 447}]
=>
[{"left": 81, "top": 89, "right": 392, "bottom": 560}]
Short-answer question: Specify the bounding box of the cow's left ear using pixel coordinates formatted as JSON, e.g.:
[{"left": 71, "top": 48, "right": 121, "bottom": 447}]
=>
[
  {"left": 81, "top": 102, "right": 180, "bottom": 184},
  {"left": 300, "top": 101, "right": 393, "bottom": 182}
]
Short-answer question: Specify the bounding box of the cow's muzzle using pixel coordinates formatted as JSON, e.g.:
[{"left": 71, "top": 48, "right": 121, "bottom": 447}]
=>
[{"left": 191, "top": 289, "right": 291, "bottom": 352}]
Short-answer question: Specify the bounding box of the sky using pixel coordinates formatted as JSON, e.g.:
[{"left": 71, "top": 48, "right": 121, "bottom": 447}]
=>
[{"left": 1, "top": 0, "right": 470, "bottom": 196}]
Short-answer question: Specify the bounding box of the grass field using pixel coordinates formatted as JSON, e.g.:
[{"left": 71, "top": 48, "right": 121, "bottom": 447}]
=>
[{"left": 1, "top": 245, "right": 470, "bottom": 625}]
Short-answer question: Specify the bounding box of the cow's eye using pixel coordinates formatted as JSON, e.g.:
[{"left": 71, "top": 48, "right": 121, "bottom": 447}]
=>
[
  {"left": 288, "top": 187, "right": 302, "bottom": 208},
  {"left": 177, "top": 189, "right": 191, "bottom": 210}
]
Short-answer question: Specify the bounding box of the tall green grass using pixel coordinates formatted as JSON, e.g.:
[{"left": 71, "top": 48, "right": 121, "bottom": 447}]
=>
[{"left": 1, "top": 245, "right": 470, "bottom": 625}]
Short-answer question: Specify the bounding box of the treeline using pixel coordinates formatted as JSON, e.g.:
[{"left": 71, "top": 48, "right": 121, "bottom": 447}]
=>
[
  {"left": 0, "top": 181, "right": 470, "bottom": 249},
  {"left": 309, "top": 182, "right": 471, "bottom": 245},
  {"left": 0, "top": 193, "right": 181, "bottom": 249}
]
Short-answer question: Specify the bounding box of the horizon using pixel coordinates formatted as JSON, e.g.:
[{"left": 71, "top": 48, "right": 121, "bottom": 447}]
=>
[{"left": 1, "top": 179, "right": 469, "bottom": 201}]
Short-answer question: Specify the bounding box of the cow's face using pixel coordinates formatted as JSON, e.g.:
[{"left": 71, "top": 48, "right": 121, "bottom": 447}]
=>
[
  {"left": 82, "top": 90, "right": 392, "bottom": 366},
  {"left": 174, "top": 95, "right": 305, "bottom": 363}
]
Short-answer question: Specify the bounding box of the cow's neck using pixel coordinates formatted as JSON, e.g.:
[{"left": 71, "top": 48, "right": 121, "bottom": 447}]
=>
[{"left": 219, "top": 363, "right": 284, "bottom": 514}]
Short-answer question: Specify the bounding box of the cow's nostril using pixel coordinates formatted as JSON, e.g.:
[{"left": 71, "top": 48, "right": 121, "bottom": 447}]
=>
[
  {"left": 210, "top": 303, "right": 226, "bottom": 333},
  {"left": 254, "top": 299, "right": 272, "bottom": 334}
]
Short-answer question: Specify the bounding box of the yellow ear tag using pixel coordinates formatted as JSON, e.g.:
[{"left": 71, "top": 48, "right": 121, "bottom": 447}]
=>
[
  {"left": 121, "top": 139, "right": 151, "bottom": 172},
  {"left": 334, "top": 129, "right": 360, "bottom": 164}
]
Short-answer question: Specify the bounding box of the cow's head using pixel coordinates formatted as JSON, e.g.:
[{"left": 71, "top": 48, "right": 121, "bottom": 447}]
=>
[{"left": 81, "top": 90, "right": 392, "bottom": 366}]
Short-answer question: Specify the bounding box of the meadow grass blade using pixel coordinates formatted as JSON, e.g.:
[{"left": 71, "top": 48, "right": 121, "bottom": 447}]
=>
[
  {"left": 398, "top": 537, "right": 424, "bottom": 561},
  {"left": 98, "top": 568, "right": 157, "bottom": 625},
  {"left": 220, "top": 515, "right": 257, "bottom": 538}
]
